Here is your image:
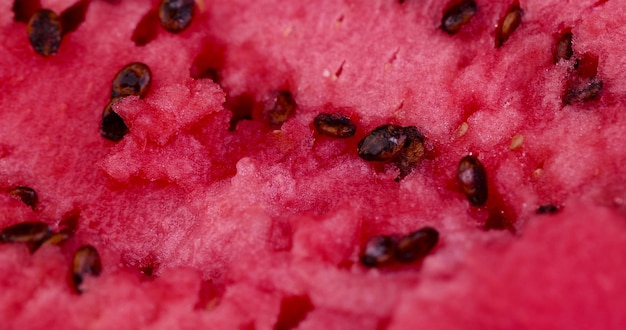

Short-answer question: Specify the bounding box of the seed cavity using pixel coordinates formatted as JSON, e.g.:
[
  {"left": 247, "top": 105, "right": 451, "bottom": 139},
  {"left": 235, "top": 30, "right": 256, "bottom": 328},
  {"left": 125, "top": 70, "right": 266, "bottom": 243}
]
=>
[
  {"left": 536, "top": 204, "right": 560, "bottom": 214},
  {"left": 12, "top": 0, "right": 42, "bottom": 23},
  {"left": 360, "top": 235, "right": 397, "bottom": 268},
  {"left": 100, "top": 98, "right": 129, "bottom": 142},
  {"left": 111, "top": 62, "right": 152, "bottom": 99},
  {"left": 553, "top": 28, "right": 573, "bottom": 64},
  {"left": 159, "top": 0, "right": 195, "bottom": 33},
  {"left": 59, "top": 0, "right": 90, "bottom": 35},
  {"left": 394, "top": 227, "right": 439, "bottom": 263},
  {"left": 71, "top": 245, "right": 102, "bottom": 294},
  {"left": 440, "top": 0, "right": 477, "bottom": 35},
  {"left": 8, "top": 186, "right": 38, "bottom": 209},
  {"left": 27, "top": 9, "right": 63, "bottom": 57},
  {"left": 132, "top": 9, "right": 159, "bottom": 46},
  {"left": 313, "top": 113, "right": 356, "bottom": 138},
  {"left": 495, "top": 1, "right": 522, "bottom": 48},
  {"left": 0, "top": 222, "right": 52, "bottom": 252},
  {"left": 457, "top": 155, "right": 488, "bottom": 206},
  {"left": 264, "top": 90, "right": 297, "bottom": 128}
]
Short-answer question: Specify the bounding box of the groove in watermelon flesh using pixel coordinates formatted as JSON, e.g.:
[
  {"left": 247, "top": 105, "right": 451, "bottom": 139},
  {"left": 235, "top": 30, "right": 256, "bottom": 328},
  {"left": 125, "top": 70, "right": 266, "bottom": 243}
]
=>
[{"left": 1, "top": 0, "right": 626, "bottom": 329}]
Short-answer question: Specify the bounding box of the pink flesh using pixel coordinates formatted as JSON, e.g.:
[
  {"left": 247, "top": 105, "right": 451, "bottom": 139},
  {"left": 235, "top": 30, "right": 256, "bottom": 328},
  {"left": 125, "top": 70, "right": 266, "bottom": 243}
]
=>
[{"left": 1, "top": 0, "right": 626, "bottom": 328}]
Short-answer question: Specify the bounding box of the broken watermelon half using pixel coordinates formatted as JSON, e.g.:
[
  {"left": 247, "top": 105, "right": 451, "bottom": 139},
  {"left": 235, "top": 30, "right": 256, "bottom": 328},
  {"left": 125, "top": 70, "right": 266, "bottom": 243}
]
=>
[{"left": 1, "top": 0, "right": 626, "bottom": 328}]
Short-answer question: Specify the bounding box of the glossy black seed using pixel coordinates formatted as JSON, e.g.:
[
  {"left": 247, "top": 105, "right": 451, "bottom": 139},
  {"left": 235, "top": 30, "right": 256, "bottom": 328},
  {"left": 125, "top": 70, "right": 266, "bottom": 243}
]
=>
[
  {"left": 554, "top": 30, "right": 573, "bottom": 64},
  {"left": 158, "top": 0, "right": 194, "bottom": 33},
  {"left": 100, "top": 98, "right": 129, "bottom": 142},
  {"left": 71, "top": 245, "right": 102, "bottom": 294},
  {"left": 8, "top": 186, "right": 38, "bottom": 208},
  {"left": 563, "top": 78, "right": 603, "bottom": 105},
  {"left": 111, "top": 62, "right": 152, "bottom": 99},
  {"left": 313, "top": 113, "right": 357, "bottom": 138},
  {"left": 360, "top": 235, "right": 397, "bottom": 268},
  {"left": 264, "top": 90, "right": 297, "bottom": 128},
  {"left": 395, "top": 227, "right": 439, "bottom": 263},
  {"left": 440, "top": 0, "right": 477, "bottom": 35},
  {"left": 27, "top": 9, "right": 63, "bottom": 57},
  {"left": 536, "top": 204, "right": 559, "bottom": 214},
  {"left": 495, "top": 2, "right": 522, "bottom": 48},
  {"left": 457, "top": 155, "right": 488, "bottom": 206},
  {"left": 0, "top": 221, "right": 51, "bottom": 245},
  {"left": 357, "top": 124, "right": 409, "bottom": 162},
  {"left": 394, "top": 126, "right": 425, "bottom": 181}
]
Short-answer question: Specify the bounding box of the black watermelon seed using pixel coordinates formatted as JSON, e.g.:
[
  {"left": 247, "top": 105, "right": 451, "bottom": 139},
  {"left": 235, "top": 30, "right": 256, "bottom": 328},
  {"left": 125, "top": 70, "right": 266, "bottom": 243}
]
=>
[
  {"left": 393, "top": 126, "right": 425, "bottom": 181},
  {"left": 395, "top": 227, "right": 439, "bottom": 263},
  {"left": 158, "top": 0, "right": 194, "bottom": 33},
  {"left": 0, "top": 221, "right": 51, "bottom": 245},
  {"left": 313, "top": 113, "right": 357, "bottom": 138},
  {"left": 457, "top": 155, "right": 488, "bottom": 206},
  {"left": 357, "top": 124, "right": 409, "bottom": 162},
  {"left": 27, "top": 9, "right": 63, "bottom": 57},
  {"left": 495, "top": 2, "right": 522, "bottom": 48},
  {"left": 100, "top": 98, "right": 129, "bottom": 142},
  {"left": 111, "top": 62, "right": 152, "bottom": 99},
  {"left": 553, "top": 29, "right": 573, "bottom": 64},
  {"left": 440, "top": 0, "right": 477, "bottom": 35},
  {"left": 563, "top": 78, "right": 603, "bottom": 105},
  {"left": 536, "top": 204, "right": 560, "bottom": 214},
  {"left": 264, "top": 90, "right": 297, "bottom": 128},
  {"left": 71, "top": 245, "right": 102, "bottom": 294},
  {"left": 8, "top": 186, "right": 38, "bottom": 209},
  {"left": 360, "top": 235, "right": 398, "bottom": 268}
]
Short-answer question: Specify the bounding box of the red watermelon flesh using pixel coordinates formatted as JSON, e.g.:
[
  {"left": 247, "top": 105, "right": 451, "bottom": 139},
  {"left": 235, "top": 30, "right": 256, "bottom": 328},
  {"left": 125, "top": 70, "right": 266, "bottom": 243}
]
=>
[{"left": 1, "top": 0, "right": 626, "bottom": 328}]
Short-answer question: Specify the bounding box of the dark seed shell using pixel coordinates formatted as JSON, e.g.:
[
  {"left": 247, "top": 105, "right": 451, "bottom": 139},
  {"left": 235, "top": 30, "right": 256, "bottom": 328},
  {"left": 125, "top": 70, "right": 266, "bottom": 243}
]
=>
[
  {"left": 100, "top": 98, "right": 129, "bottom": 142},
  {"left": 495, "top": 2, "right": 522, "bottom": 48},
  {"left": 8, "top": 186, "right": 38, "bottom": 209},
  {"left": 395, "top": 227, "right": 439, "bottom": 263},
  {"left": 457, "top": 155, "right": 488, "bottom": 206},
  {"left": 264, "top": 90, "right": 297, "bottom": 128},
  {"left": 111, "top": 62, "right": 152, "bottom": 99},
  {"left": 0, "top": 221, "right": 51, "bottom": 245},
  {"left": 360, "top": 235, "right": 398, "bottom": 268},
  {"left": 313, "top": 113, "right": 357, "bottom": 138},
  {"left": 563, "top": 78, "right": 603, "bottom": 105},
  {"left": 357, "top": 124, "right": 408, "bottom": 162},
  {"left": 158, "top": 0, "right": 195, "bottom": 33},
  {"left": 440, "top": 0, "right": 477, "bottom": 35},
  {"left": 27, "top": 9, "right": 63, "bottom": 57},
  {"left": 71, "top": 245, "right": 102, "bottom": 294},
  {"left": 40, "top": 228, "right": 73, "bottom": 247}
]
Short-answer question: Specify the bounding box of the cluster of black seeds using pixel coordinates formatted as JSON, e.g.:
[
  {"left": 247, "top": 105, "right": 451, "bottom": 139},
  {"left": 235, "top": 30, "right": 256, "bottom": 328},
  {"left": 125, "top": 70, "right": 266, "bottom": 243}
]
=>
[
  {"left": 361, "top": 227, "right": 439, "bottom": 268},
  {"left": 0, "top": 220, "right": 101, "bottom": 294},
  {"left": 100, "top": 62, "right": 152, "bottom": 141},
  {"left": 357, "top": 124, "right": 425, "bottom": 181}
]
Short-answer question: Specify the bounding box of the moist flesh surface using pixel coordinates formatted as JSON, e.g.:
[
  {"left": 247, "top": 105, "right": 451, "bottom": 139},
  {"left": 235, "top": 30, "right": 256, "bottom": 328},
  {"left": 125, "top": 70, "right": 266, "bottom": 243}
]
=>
[{"left": 1, "top": 0, "right": 626, "bottom": 329}]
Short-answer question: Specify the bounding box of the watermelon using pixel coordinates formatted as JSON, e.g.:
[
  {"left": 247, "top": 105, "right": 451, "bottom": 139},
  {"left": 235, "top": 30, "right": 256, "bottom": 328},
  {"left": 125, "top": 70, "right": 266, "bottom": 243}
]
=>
[{"left": 2, "top": 0, "right": 626, "bottom": 328}]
